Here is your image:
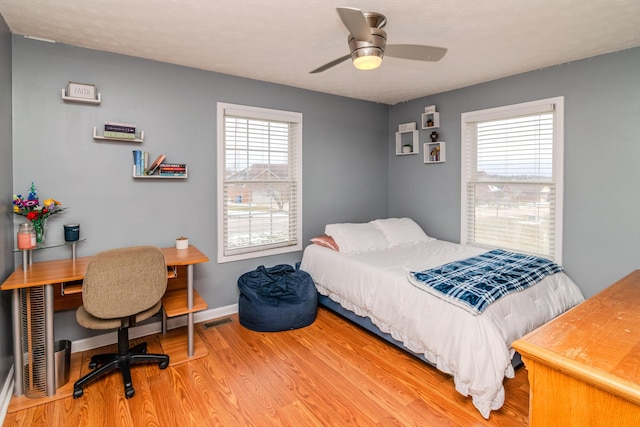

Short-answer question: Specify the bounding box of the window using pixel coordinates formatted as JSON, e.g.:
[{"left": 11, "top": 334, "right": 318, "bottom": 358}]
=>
[
  {"left": 217, "top": 103, "right": 302, "bottom": 263},
  {"left": 461, "top": 97, "right": 564, "bottom": 262}
]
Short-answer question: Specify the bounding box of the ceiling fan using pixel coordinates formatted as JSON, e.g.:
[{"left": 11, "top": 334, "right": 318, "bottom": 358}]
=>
[{"left": 310, "top": 7, "right": 447, "bottom": 74}]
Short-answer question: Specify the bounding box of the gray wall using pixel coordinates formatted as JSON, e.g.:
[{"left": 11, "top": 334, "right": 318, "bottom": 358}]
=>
[
  {"left": 10, "top": 37, "right": 389, "bottom": 341},
  {"left": 388, "top": 47, "right": 640, "bottom": 298},
  {"left": 0, "top": 15, "right": 14, "bottom": 391},
  {"left": 6, "top": 32, "right": 640, "bottom": 346}
]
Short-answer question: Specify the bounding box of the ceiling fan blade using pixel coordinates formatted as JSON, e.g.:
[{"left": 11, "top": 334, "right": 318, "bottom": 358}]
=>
[
  {"left": 310, "top": 54, "right": 352, "bottom": 74},
  {"left": 336, "top": 7, "right": 372, "bottom": 42},
  {"left": 385, "top": 44, "right": 447, "bottom": 62}
]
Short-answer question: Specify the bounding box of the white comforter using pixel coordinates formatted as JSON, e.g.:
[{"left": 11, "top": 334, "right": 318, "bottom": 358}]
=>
[{"left": 300, "top": 240, "right": 584, "bottom": 418}]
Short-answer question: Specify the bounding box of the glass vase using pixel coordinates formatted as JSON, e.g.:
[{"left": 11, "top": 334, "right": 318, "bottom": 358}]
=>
[{"left": 33, "top": 219, "right": 47, "bottom": 244}]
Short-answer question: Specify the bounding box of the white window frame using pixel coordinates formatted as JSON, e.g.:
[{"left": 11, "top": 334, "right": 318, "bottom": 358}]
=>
[
  {"left": 217, "top": 102, "right": 303, "bottom": 263},
  {"left": 460, "top": 96, "right": 564, "bottom": 263}
]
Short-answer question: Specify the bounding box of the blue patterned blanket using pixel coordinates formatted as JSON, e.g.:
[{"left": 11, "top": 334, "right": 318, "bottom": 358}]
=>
[{"left": 408, "top": 249, "right": 563, "bottom": 315}]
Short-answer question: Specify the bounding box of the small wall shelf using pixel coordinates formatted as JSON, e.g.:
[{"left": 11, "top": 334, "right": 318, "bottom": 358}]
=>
[
  {"left": 132, "top": 165, "right": 188, "bottom": 179},
  {"left": 61, "top": 89, "right": 101, "bottom": 105},
  {"left": 421, "top": 111, "right": 440, "bottom": 129},
  {"left": 424, "top": 142, "right": 446, "bottom": 163},
  {"left": 395, "top": 130, "right": 419, "bottom": 155},
  {"left": 93, "top": 127, "right": 144, "bottom": 143}
]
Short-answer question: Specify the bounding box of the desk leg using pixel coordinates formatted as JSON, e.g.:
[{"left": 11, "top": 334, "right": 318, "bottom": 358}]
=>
[
  {"left": 45, "top": 284, "right": 55, "bottom": 396},
  {"left": 12, "top": 290, "right": 23, "bottom": 396},
  {"left": 187, "top": 264, "right": 194, "bottom": 357}
]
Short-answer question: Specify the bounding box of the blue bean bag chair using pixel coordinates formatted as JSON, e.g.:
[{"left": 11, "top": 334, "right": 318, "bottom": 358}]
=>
[{"left": 238, "top": 264, "right": 318, "bottom": 332}]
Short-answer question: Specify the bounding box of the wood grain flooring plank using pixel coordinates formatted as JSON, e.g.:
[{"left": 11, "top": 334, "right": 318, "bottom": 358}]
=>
[{"left": 3, "top": 308, "right": 529, "bottom": 426}]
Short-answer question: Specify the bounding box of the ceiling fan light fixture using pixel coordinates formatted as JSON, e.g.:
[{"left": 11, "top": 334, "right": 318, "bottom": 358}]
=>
[
  {"left": 348, "top": 27, "right": 386, "bottom": 71},
  {"left": 353, "top": 51, "right": 383, "bottom": 70},
  {"left": 309, "top": 8, "right": 446, "bottom": 74}
]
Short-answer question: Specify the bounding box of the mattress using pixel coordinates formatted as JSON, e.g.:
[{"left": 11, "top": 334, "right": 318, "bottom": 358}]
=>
[{"left": 300, "top": 239, "right": 585, "bottom": 418}]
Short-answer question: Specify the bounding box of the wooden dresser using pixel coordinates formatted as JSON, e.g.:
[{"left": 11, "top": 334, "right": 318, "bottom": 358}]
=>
[{"left": 513, "top": 270, "right": 640, "bottom": 426}]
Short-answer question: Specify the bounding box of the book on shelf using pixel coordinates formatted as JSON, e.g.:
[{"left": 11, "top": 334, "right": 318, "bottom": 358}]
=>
[
  {"left": 159, "top": 163, "right": 187, "bottom": 172},
  {"left": 159, "top": 165, "right": 187, "bottom": 171},
  {"left": 132, "top": 150, "right": 143, "bottom": 176},
  {"left": 159, "top": 172, "right": 187, "bottom": 176},
  {"left": 104, "top": 121, "right": 136, "bottom": 133},
  {"left": 147, "top": 154, "right": 166, "bottom": 175},
  {"left": 104, "top": 131, "right": 137, "bottom": 139}
]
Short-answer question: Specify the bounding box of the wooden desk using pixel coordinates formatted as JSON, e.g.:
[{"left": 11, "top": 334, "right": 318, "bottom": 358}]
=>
[
  {"left": 1, "top": 245, "right": 209, "bottom": 398},
  {"left": 513, "top": 270, "right": 640, "bottom": 426}
]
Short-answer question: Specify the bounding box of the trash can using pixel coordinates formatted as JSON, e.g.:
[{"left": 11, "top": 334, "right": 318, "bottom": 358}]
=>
[{"left": 55, "top": 340, "right": 71, "bottom": 389}]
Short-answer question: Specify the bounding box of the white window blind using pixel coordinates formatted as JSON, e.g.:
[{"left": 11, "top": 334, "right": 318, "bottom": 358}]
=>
[
  {"left": 217, "top": 103, "right": 302, "bottom": 263},
  {"left": 461, "top": 97, "right": 564, "bottom": 262}
]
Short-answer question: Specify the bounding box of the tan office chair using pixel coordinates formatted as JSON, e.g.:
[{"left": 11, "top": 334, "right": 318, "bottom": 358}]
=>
[{"left": 73, "top": 246, "right": 170, "bottom": 399}]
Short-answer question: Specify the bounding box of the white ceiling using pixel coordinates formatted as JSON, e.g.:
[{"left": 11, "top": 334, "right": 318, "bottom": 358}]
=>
[{"left": 1, "top": 0, "right": 640, "bottom": 105}]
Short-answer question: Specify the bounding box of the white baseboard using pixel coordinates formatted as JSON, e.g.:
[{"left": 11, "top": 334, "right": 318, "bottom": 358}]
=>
[
  {"left": 71, "top": 303, "right": 239, "bottom": 353},
  {"left": 0, "top": 366, "right": 14, "bottom": 426}
]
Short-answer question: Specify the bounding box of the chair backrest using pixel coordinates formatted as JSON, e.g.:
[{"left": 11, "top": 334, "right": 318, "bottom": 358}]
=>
[{"left": 82, "top": 246, "right": 167, "bottom": 319}]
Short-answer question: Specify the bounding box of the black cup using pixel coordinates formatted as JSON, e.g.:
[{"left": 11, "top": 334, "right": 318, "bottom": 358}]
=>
[{"left": 64, "top": 224, "right": 80, "bottom": 242}]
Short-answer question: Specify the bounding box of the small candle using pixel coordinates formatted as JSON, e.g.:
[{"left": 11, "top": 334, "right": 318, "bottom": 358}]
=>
[{"left": 17, "top": 223, "right": 35, "bottom": 249}]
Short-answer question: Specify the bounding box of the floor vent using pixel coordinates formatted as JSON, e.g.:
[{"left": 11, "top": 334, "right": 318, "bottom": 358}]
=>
[{"left": 202, "top": 317, "right": 232, "bottom": 329}]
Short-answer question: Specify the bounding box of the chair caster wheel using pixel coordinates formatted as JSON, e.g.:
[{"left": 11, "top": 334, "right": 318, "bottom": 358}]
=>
[
  {"left": 73, "top": 388, "right": 84, "bottom": 399},
  {"left": 125, "top": 387, "right": 135, "bottom": 399},
  {"left": 159, "top": 360, "right": 169, "bottom": 370},
  {"left": 88, "top": 361, "right": 98, "bottom": 369}
]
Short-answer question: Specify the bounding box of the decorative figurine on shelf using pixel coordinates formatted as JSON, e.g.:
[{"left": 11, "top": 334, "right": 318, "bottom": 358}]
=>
[
  {"left": 430, "top": 146, "right": 440, "bottom": 162},
  {"left": 430, "top": 131, "right": 439, "bottom": 142},
  {"left": 426, "top": 119, "right": 434, "bottom": 127}
]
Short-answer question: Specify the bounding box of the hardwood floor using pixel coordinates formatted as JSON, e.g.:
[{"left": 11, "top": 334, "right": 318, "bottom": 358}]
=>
[{"left": 3, "top": 308, "right": 529, "bottom": 426}]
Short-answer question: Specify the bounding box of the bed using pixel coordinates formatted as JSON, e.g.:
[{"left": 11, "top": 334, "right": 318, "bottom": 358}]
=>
[{"left": 300, "top": 218, "right": 585, "bottom": 419}]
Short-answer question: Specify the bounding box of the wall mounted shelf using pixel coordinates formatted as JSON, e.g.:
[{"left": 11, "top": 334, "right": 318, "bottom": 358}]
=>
[
  {"left": 395, "top": 130, "right": 419, "bottom": 155},
  {"left": 61, "top": 89, "right": 101, "bottom": 105},
  {"left": 421, "top": 111, "right": 440, "bottom": 129},
  {"left": 424, "top": 142, "right": 446, "bottom": 163},
  {"left": 93, "top": 127, "right": 144, "bottom": 143},
  {"left": 132, "top": 165, "right": 188, "bottom": 179}
]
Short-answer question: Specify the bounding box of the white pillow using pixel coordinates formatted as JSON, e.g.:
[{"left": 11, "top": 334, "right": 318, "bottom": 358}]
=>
[
  {"left": 324, "top": 222, "right": 388, "bottom": 254},
  {"left": 371, "top": 218, "right": 434, "bottom": 247}
]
